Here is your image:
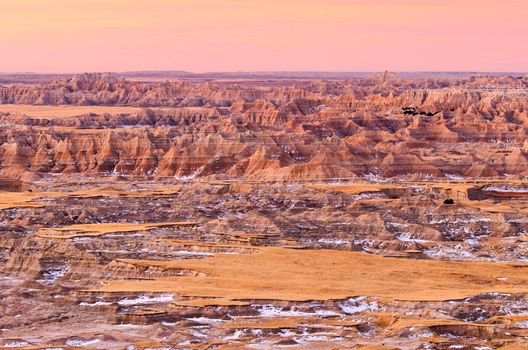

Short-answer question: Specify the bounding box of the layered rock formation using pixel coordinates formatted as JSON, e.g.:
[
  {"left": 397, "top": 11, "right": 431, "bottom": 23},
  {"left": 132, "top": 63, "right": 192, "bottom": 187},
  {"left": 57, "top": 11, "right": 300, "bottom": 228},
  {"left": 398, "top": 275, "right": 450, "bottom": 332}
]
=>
[
  {"left": 1, "top": 73, "right": 528, "bottom": 182},
  {"left": 2, "top": 176, "right": 528, "bottom": 348},
  {"left": 3, "top": 73, "right": 528, "bottom": 349}
]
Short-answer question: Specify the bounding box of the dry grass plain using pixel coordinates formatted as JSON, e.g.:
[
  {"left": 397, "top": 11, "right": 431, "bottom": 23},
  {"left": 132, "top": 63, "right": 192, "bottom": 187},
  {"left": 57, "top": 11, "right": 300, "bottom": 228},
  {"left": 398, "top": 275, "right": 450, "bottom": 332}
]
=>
[
  {"left": 0, "top": 191, "right": 47, "bottom": 210},
  {"left": 96, "top": 247, "right": 528, "bottom": 304},
  {"left": 0, "top": 184, "right": 183, "bottom": 210},
  {"left": 0, "top": 104, "right": 142, "bottom": 118},
  {"left": 37, "top": 221, "right": 198, "bottom": 239}
]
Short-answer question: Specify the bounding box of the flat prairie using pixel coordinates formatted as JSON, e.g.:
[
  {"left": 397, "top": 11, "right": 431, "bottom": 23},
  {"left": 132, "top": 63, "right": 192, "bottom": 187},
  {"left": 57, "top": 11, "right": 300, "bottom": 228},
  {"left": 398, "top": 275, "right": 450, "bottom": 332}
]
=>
[
  {"left": 37, "top": 221, "right": 199, "bottom": 239},
  {"left": 97, "top": 247, "right": 528, "bottom": 303},
  {"left": 0, "top": 104, "right": 141, "bottom": 118}
]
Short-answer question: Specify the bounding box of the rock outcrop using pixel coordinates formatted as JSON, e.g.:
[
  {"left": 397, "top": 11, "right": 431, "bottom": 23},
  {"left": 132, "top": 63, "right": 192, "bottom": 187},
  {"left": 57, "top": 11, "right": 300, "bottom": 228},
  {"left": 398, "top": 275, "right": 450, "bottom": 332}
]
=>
[{"left": 1, "top": 74, "right": 528, "bottom": 181}]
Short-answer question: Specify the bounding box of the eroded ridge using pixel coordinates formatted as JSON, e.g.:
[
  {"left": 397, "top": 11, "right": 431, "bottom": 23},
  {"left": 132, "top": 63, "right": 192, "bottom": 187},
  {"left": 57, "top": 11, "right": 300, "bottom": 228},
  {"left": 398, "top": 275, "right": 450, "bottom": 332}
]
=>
[{"left": 1, "top": 73, "right": 528, "bottom": 181}]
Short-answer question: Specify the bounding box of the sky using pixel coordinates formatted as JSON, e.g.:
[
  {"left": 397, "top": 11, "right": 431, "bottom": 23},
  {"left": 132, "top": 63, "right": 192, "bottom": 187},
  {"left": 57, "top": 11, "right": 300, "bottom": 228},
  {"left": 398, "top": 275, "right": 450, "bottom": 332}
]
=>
[{"left": 1, "top": 0, "right": 527, "bottom": 73}]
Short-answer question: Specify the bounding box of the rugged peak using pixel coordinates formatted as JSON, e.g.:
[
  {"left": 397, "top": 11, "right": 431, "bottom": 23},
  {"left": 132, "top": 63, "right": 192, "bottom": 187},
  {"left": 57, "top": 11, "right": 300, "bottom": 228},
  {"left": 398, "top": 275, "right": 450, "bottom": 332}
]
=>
[
  {"left": 68, "top": 72, "right": 120, "bottom": 91},
  {"left": 381, "top": 70, "right": 396, "bottom": 83}
]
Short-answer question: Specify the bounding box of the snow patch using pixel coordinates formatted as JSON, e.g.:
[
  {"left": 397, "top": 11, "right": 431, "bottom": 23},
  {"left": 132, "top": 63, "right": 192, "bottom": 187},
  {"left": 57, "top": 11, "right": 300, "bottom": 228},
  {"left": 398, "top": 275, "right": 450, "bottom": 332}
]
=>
[
  {"left": 255, "top": 304, "right": 340, "bottom": 318},
  {"left": 117, "top": 294, "right": 173, "bottom": 306},
  {"left": 338, "top": 297, "right": 379, "bottom": 314},
  {"left": 80, "top": 300, "right": 112, "bottom": 307},
  {"left": 65, "top": 338, "right": 100, "bottom": 347},
  {"left": 3, "top": 341, "right": 29, "bottom": 348}
]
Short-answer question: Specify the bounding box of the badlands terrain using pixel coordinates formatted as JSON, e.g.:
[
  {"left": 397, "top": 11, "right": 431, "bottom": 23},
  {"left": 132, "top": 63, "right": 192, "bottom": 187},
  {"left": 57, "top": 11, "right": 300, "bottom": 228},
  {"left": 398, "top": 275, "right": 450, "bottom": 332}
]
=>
[{"left": 2, "top": 72, "right": 528, "bottom": 349}]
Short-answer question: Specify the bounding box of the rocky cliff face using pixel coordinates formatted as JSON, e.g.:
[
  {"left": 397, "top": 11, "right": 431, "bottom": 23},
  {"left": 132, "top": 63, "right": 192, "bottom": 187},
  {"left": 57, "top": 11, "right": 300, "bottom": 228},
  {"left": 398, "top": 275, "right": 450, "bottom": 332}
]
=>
[{"left": 1, "top": 73, "right": 528, "bottom": 181}]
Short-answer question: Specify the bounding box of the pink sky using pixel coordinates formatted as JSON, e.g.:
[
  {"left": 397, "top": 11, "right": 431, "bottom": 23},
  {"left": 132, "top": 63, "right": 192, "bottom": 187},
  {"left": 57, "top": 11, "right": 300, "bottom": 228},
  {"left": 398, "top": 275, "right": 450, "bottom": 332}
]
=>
[{"left": 1, "top": 0, "right": 527, "bottom": 73}]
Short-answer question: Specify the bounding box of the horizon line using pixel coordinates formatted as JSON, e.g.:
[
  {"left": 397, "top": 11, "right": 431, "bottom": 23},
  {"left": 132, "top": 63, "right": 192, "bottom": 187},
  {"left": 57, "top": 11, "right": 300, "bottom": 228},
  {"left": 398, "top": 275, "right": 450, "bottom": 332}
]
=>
[{"left": 1, "top": 70, "right": 527, "bottom": 75}]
